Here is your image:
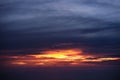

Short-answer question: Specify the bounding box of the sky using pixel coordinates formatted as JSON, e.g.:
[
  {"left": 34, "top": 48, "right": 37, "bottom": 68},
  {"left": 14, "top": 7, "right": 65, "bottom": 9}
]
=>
[{"left": 0, "top": 0, "right": 120, "bottom": 80}]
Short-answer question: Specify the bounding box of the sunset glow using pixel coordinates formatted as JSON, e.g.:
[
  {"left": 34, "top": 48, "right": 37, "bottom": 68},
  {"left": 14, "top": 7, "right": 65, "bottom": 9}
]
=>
[{"left": 2, "top": 49, "right": 120, "bottom": 67}]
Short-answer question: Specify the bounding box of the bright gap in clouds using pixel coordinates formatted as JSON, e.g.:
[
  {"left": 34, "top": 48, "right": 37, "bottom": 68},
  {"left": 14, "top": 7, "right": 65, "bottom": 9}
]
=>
[{"left": 1, "top": 48, "right": 120, "bottom": 67}]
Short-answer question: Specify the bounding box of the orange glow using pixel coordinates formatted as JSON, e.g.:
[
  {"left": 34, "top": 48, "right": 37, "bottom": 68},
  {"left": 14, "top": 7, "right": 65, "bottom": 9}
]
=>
[
  {"left": 2, "top": 49, "right": 120, "bottom": 67},
  {"left": 30, "top": 49, "right": 81, "bottom": 59},
  {"left": 81, "top": 57, "right": 120, "bottom": 63},
  {"left": 12, "top": 62, "right": 27, "bottom": 65}
]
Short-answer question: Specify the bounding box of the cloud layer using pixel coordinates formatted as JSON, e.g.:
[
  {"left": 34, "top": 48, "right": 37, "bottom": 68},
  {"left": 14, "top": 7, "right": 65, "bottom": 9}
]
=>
[{"left": 0, "top": 0, "right": 120, "bottom": 57}]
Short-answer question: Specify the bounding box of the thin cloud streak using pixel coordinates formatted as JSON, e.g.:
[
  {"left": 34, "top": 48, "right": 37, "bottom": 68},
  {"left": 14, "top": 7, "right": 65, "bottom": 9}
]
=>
[{"left": 1, "top": 49, "right": 120, "bottom": 67}]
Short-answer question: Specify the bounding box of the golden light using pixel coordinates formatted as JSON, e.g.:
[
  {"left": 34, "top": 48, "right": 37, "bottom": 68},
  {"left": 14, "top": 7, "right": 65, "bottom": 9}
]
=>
[
  {"left": 30, "top": 49, "right": 82, "bottom": 59},
  {"left": 2, "top": 49, "right": 120, "bottom": 67}
]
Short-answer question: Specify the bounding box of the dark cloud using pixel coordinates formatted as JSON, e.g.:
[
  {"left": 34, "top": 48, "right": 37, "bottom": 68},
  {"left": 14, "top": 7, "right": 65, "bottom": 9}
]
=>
[
  {"left": 0, "top": 0, "right": 120, "bottom": 57},
  {"left": 0, "top": 1, "right": 120, "bottom": 80}
]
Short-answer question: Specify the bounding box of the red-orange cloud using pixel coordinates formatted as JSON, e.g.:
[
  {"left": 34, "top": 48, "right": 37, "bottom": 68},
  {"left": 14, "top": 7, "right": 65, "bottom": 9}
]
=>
[{"left": 1, "top": 49, "right": 120, "bottom": 67}]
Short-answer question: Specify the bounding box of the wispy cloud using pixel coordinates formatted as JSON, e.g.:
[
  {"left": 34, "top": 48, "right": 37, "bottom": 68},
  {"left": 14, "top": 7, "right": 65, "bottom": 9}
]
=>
[{"left": 1, "top": 49, "right": 120, "bottom": 67}]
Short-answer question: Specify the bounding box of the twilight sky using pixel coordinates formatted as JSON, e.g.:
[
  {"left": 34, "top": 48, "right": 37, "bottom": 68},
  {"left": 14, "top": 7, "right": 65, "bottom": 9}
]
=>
[
  {"left": 0, "top": 0, "right": 120, "bottom": 56},
  {"left": 0, "top": 0, "right": 120, "bottom": 80}
]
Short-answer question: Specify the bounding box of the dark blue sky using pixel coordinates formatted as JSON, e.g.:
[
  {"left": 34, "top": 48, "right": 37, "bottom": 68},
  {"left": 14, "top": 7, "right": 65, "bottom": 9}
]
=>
[
  {"left": 0, "top": 0, "right": 120, "bottom": 56},
  {"left": 0, "top": 1, "right": 120, "bottom": 80}
]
